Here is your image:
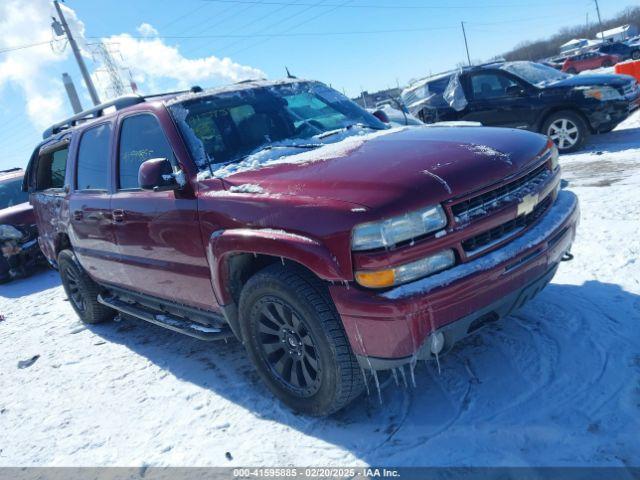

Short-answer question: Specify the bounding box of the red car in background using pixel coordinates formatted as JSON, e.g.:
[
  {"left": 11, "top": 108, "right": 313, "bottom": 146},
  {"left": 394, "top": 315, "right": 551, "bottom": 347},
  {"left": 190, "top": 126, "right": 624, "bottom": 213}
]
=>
[{"left": 562, "top": 51, "right": 621, "bottom": 74}]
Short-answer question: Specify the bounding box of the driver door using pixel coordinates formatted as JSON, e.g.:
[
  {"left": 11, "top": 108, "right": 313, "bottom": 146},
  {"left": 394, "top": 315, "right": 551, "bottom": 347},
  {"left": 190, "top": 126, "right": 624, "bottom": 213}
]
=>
[
  {"left": 110, "top": 111, "right": 219, "bottom": 312},
  {"left": 462, "top": 71, "right": 537, "bottom": 130}
]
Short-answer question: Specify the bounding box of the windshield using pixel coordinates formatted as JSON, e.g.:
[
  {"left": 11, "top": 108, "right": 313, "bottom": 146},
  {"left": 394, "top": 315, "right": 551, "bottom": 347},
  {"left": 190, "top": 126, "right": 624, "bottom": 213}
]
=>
[
  {"left": 0, "top": 178, "right": 28, "bottom": 209},
  {"left": 169, "top": 81, "right": 388, "bottom": 171},
  {"left": 501, "top": 61, "right": 570, "bottom": 86}
]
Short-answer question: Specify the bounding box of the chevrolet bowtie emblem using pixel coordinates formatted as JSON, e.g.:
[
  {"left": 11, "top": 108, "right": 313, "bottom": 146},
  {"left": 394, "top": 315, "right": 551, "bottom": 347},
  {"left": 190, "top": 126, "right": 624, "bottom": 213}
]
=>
[{"left": 517, "top": 193, "right": 539, "bottom": 216}]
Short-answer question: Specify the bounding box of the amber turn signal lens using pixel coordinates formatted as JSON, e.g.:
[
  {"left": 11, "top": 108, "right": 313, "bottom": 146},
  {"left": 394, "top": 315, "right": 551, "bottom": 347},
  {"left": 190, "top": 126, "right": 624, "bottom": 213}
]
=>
[{"left": 354, "top": 269, "right": 395, "bottom": 288}]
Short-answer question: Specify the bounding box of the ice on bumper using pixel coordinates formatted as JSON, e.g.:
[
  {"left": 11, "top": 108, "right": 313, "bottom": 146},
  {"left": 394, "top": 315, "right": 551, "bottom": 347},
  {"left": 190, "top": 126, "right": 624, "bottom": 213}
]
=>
[{"left": 383, "top": 190, "right": 578, "bottom": 300}]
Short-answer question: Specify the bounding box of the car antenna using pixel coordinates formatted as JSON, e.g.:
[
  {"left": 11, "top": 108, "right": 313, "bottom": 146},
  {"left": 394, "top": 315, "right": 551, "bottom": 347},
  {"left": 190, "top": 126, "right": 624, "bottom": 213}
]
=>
[{"left": 285, "top": 66, "right": 296, "bottom": 79}]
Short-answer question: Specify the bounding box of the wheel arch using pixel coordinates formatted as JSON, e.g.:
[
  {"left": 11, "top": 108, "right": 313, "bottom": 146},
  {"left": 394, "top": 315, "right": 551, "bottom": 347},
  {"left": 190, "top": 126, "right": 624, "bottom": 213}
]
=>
[
  {"left": 537, "top": 106, "right": 593, "bottom": 134},
  {"left": 207, "top": 228, "right": 348, "bottom": 340}
]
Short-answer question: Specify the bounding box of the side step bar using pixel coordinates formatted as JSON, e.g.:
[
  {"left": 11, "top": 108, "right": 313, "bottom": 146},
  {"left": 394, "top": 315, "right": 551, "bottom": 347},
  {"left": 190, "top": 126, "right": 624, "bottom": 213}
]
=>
[{"left": 97, "top": 295, "right": 235, "bottom": 341}]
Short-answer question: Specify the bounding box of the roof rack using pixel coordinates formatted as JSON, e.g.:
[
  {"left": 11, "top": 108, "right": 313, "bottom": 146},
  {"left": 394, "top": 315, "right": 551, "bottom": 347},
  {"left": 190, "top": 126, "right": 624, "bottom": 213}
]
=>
[
  {"left": 0, "top": 167, "right": 22, "bottom": 174},
  {"left": 42, "top": 86, "right": 207, "bottom": 139},
  {"left": 42, "top": 95, "right": 145, "bottom": 139}
]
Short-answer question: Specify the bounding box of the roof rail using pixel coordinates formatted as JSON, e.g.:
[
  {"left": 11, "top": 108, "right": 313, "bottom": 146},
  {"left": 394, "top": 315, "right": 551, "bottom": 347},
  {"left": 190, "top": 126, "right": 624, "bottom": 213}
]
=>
[
  {"left": 0, "top": 167, "right": 22, "bottom": 174},
  {"left": 42, "top": 94, "right": 145, "bottom": 139}
]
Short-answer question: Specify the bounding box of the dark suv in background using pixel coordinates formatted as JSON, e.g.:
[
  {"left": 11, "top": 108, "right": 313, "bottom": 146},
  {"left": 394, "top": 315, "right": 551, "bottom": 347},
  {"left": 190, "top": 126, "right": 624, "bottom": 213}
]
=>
[
  {"left": 402, "top": 61, "right": 640, "bottom": 152},
  {"left": 0, "top": 168, "right": 44, "bottom": 282},
  {"left": 598, "top": 41, "right": 640, "bottom": 61}
]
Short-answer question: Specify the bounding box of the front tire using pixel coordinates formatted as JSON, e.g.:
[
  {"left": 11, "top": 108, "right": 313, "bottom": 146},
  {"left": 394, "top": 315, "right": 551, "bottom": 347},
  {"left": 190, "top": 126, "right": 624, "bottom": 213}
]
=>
[
  {"left": 542, "top": 110, "right": 588, "bottom": 153},
  {"left": 58, "top": 249, "right": 114, "bottom": 324},
  {"left": 239, "top": 264, "right": 365, "bottom": 416}
]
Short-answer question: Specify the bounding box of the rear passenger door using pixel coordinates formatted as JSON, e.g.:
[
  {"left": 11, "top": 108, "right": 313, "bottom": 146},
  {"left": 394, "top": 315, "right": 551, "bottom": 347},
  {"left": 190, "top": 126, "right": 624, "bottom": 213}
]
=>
[
  {"left": 68, "top": 122, "right": 120, "bottom": 285},
  {"left": 28, "top": 138, "right": 71, "bottom": 263},
  {"left": 110, "top": 112, "right": 218, "bottom": 312}
]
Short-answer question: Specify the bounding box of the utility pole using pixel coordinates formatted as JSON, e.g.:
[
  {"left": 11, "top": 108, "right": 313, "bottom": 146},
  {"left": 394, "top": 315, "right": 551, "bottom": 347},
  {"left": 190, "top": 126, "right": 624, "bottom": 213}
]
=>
[
  {"left": 594, "top": 0, "right": 605, "bottom": 43},
  {"left": 461, "top": 21, "right": 471, "bottom": 66},
  {"left": 52, "top": 0, "right": 100, "bottom": 106}
]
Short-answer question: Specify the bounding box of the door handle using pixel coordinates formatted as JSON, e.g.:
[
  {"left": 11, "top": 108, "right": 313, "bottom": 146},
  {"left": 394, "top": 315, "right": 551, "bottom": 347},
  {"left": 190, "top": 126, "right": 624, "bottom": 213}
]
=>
[
  {"left": 73, "top": 210, "right": 83, "bottom": 221},
  {"left": 112, "top": 209, "right": 125, "bottom": 223}
]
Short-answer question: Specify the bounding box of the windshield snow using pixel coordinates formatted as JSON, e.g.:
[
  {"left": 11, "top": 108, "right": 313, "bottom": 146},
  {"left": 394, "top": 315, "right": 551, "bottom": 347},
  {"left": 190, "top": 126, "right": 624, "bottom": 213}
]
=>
[
  {"left": 169, "top": 81, "right": 388, "bottom": 173},
  {"left": 501, "top": 61, "right": 570, "bottom": 86}
]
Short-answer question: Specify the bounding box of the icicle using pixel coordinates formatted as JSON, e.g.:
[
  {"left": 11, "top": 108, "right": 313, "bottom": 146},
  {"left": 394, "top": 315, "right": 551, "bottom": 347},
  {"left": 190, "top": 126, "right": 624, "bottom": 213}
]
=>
[
  {"left": 391, "top": 368, "right": 399, "bottom": 387},
  {"left": 434, "top": 349, "right": 442, "bottom": 375},
  {"left": 360, "top": 367, "right": 371, "bottom": 397},
  {"left": 280, "top": 257, "right": 285, "bottom": 266},
  {"left": 354, "top": 323, "right": 382, "bottom": 404},
  {"left": 409, "top": 358, "right": 417, "bottom": 388},
  {"left": 399, "top": 366, "right": 408, "bottom": 388},
  {"left": 371, "top": 368, "right": 382, "bottom": 405},
  {"left": 426, "top": 302, "right": 442, "bottom": 375}
]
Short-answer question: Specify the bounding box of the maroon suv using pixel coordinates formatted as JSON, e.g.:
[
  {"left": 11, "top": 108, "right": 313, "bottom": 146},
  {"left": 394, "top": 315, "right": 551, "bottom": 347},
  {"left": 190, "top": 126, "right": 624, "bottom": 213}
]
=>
[{"left": 25, "top": 79, "right": 579, "bottom": 415}]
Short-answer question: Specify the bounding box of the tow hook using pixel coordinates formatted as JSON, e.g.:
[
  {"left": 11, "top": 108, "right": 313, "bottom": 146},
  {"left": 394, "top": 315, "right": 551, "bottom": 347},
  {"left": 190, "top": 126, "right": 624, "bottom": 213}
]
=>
[{"left": 561, "top": 252, "right": 574, "bottom": 262}]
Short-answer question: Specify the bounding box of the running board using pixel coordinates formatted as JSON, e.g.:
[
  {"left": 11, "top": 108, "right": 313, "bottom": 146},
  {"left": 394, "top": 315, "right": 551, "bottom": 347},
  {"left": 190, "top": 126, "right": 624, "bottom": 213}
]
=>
[{"left": 97, "top": 295, "right": 234, "bottom": 341}]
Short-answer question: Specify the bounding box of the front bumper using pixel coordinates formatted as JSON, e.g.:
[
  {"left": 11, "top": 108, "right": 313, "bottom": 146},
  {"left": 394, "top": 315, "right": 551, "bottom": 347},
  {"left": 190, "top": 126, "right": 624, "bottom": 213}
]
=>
[
  {"left": 585, "top": 96, "right": 639, "bottom": 132},
  {"left": 329, "top": 190, "right": 579, "bottom": 370}
]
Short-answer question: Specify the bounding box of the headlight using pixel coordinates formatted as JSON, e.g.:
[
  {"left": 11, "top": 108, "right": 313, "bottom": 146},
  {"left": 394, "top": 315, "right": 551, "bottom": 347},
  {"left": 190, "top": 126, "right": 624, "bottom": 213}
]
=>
[
  {"left": 578, "top": 86, "right": 622, "bottom": 101},
  {"left": 355, "top": 250, "right": 455, "bottom": 288},
  {"left": 352, "top": 204, "right": 447, "bottom": 251}
]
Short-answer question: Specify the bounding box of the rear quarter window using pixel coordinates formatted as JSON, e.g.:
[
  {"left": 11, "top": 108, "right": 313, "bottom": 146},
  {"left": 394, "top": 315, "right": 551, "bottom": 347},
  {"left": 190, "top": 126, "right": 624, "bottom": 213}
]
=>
[
  {"left": 76, "top": 123, "right": 112, "bottom": 191},
  {"left": 35, "top": 145, "right": 68, "bottom": 191}
]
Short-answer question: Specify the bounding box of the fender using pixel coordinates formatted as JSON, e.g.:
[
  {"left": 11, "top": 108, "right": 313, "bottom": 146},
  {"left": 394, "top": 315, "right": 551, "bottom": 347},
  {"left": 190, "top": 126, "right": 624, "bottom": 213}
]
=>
[{"left": 207, "top": 228, "right": 349, "bottom": 306}]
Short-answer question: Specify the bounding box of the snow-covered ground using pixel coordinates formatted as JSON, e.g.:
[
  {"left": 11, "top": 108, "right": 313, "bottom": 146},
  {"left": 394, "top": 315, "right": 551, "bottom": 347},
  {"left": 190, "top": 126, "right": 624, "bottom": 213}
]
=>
[{"left": 1, "top": 112, "right": 639, "bottom": 467}]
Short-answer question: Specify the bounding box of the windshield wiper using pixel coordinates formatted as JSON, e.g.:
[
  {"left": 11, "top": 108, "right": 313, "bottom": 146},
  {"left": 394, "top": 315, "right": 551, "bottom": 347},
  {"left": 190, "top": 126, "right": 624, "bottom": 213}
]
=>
[
  {"left": 317, "top": 123, "right": 386, "bottom": 139},
  {"left": 231, "top": 143, "right": 323, "bottom": 164}
]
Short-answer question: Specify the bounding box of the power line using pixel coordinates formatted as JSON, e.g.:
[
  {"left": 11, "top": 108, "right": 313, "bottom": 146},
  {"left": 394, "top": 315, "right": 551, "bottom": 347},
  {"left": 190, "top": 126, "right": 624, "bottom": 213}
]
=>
[
  {"left": 199, "top": 0, "right": 584, "bottom": 9},
  {"left": 225, "top": 0, "right": 352, "bottom": 56},
  {"left": 0, "top": 41, "right": 52, "bottom": 54},
  {"left": 86, "top": 15, "right": 563, "bottom": 41}
]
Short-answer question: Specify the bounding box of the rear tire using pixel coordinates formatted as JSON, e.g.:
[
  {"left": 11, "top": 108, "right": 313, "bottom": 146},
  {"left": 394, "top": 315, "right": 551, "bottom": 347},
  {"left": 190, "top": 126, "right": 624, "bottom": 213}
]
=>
[
  {"left": 632, "top": 50, "right": 640, "bottom": 60},
  {"left": 239, "top": 264, "right": 365, "bottom": 416},
  {"left": 566, "top": 68, "right": 577, "bottom": 74},
  {"left": 58, "top": 249, "right": 114, "bottom": 324},
  {"left": 602, "top": 60, "right": 613, "bottom": 68},
  {"left": 542, "top": 110, "right": 589, "bottom": 153}
]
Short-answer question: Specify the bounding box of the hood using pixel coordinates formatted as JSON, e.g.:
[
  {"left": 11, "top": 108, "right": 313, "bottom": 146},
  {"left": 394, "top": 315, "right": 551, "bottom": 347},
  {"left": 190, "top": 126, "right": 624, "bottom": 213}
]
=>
[
  {"left": 0, "top": 202, "right": 35, "bottom": 226},
  {"left": 547, "top": 74, "right": 634, "bottom": 89},
  {"left": 220, "top": 127, "right": 548, "bottom": 212}
]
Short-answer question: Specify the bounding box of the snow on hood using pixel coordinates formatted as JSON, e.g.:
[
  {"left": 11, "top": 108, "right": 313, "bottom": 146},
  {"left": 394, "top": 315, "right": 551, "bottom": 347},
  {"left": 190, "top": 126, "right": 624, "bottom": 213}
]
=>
[
  {"left": 209, "top": 127, "right": 404, "bottom": 178},
  {"left": 218, "top": 126, "right": 549, "bottom": 211}
]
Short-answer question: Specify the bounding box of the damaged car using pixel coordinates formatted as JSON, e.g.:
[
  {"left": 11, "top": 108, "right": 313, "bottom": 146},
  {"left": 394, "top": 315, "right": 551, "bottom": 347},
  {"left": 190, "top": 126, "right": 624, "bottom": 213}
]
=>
[
  {"left": 0, "top": 168, "right": 45, "bottom": 283},
  {"left": 402, "top": 61, "right": 640, "bottom": 152},
  {"left": 25, "top": 79, "right": 578, "bottom": 415}
]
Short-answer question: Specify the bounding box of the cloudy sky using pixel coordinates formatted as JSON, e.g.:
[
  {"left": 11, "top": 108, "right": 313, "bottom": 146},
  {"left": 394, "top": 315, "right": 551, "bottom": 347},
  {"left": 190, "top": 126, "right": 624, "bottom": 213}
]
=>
[{"left": 0, "top": 0, "right": 634, "bottom": 170}]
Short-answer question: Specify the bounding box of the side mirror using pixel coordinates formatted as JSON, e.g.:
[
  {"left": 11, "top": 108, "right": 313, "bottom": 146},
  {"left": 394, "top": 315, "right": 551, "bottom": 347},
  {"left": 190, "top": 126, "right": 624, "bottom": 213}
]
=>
[
  {"left": 371, "top": 109, "right": 390, "bottom": 124},
  {"left": 506, "top": 85, "right": 526, "bottom": 97},
  {"left": 138, "top": 158, "right": 180, "bottom": 192}
]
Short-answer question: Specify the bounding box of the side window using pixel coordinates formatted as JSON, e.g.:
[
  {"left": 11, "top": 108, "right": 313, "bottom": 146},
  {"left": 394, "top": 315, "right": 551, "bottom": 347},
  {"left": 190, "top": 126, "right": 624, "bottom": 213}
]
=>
[
  {"left": 77, "top": 123, "right": 112, "bottom": 191},
  {"left": 35, "top": 145, "right": 69, "bottom": 191},
  {"left": 118, "top": 114, "right": 174, "bottom": 190},
  {"left": 470, "top": 73, "right": 519, "bottom": 100}
]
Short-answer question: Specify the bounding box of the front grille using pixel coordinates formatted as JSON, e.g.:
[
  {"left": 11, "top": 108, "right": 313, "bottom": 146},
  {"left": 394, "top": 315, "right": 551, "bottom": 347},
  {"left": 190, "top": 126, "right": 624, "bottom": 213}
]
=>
[
  {"left": 462, "top": 194, "right": 552, "bottom": 254},
  {"left": 452, "top": 162, "right": 551, "bottom": 224}
]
